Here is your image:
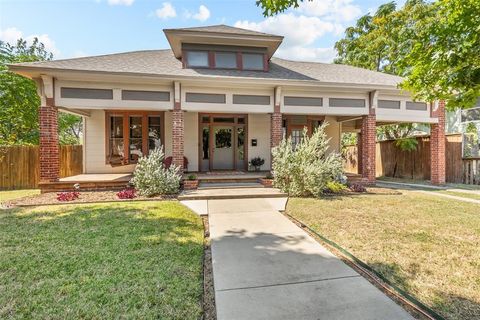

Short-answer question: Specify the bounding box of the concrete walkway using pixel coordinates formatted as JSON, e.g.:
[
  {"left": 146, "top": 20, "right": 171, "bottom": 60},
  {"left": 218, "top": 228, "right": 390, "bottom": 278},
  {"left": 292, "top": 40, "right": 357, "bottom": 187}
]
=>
[{"left": 204, "top": 198, "right": 413, "bottom": 320}]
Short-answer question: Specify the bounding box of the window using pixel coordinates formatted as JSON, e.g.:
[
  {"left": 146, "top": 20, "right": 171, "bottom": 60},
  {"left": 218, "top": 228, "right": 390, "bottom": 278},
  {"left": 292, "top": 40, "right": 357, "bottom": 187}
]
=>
[
  {"left": 215, "top": 52, "right": 237, "bottom": 69},
  {"left": 291, "top": 129, "right": 304, "bottom": 150},
  {"left": 242, "top": 53, "right": 264, "bottom": 70},
  {"left": 106, "top": 112, "right": 162, "bottom": 165},
  {"left": 186, "top": 51, "right": 209, "bottom": 68}
]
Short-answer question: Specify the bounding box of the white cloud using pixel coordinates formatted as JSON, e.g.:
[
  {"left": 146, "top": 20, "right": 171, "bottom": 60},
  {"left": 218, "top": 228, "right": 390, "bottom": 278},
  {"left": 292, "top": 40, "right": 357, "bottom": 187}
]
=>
[
  {"left": 107, "top": 0, "right": 135, "bottom": 6},
  {"left": 233, "top": 0, "right": 360, "bottom": 63},
  {"left": 298, "top": 0, "right": 361, "bottom": 22},
  {"left": 156, "top": 2, "right": 176, "bottom": 19},
  {"left": 0, "top": 27, "right": 23, "bottom": 44},
  {"left": 276, "top": 46, "right": 337, "bottom": 63},
  {"left": 0, "top": 27, "right": 60, "bottom": 57},
  {"left": 193, "top": 5, "right": 210, "bottom": 22},
  {"left": 236, "top": 14, "right": 341, "bottom": 47}
]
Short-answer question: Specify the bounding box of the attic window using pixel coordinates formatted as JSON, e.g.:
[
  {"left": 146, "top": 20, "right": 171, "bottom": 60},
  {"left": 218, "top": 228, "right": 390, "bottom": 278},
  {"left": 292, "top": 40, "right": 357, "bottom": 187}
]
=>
[
  {"left": 186, "top": 51, "right": 209, "bottom": 68},
  {"left": 242, "top": 53, "right": 264, "bottom": 70}
]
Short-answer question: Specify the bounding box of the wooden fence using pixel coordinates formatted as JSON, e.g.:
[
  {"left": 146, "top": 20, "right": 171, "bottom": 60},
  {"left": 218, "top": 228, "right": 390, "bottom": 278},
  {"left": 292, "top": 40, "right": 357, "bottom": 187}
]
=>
[
  {"left": 344, "top": 134, "right": 464, "bottom": 183},
  {"left": 0, "top": 145, "right": 83, "bottom": 190}
]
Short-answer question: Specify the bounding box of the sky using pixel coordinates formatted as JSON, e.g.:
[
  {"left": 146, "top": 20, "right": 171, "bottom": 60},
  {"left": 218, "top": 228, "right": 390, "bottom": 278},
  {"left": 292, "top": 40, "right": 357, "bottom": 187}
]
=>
[{"left": 0, "top": 0, "right": 405, "bottom": 63}]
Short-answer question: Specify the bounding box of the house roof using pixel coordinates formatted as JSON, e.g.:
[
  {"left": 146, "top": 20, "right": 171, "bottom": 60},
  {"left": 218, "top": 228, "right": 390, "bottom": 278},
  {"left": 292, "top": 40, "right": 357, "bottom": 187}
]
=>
[
  {"left": 164, "top": 24, "right": 281, "bottom": 38},
  {"left": 9, "top": 49, "right": 403, "bottom": 88},
  {"left": 163, "top": 24, "right": 283, "bottom": 59}
]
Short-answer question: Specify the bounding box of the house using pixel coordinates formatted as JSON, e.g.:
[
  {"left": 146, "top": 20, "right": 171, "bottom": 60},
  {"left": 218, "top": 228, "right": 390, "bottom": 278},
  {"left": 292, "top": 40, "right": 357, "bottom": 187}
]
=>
[{"left": 8, "top": 25, "right": 446, "bottom": 191}]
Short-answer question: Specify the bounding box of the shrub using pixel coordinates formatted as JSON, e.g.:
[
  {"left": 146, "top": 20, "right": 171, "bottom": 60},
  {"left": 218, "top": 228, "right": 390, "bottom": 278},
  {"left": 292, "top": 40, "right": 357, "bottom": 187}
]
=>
[
  {"left": 325, "top": 181, "right": 348, "bottom": 194},
  {"left": 349, "top": 182, "right": 367, "bottom": 193},
  {"left": 250, "top": 157, "right": 265, "bottom": 171},
  {"left": 130, "top": 147, "right": 182, "bottom": 197},
  {"left": 57, "top": 191, "right": 79, "bottom": 202},
  {"left": 187, "top": 174, "right": 197, "bottom": 180},
  {"left": 272, "top": 122, "right": 344, "bottom": 197},
  {"left": 265, "top": 172, "right": 274, "bottom": 179},
  {"left": 117, "top": 188, "right": 136, "bottom": 199}
]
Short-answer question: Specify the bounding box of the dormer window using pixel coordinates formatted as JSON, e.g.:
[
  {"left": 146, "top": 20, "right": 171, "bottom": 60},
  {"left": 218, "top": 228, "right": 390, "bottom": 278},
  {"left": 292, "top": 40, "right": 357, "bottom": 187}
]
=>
[
  {"left": 215, "top": 52, "right": 237, "bottom": 69},
  {"left": 182, "top": 44, "right": 268, "bottom": 71},
  {"left": 242, "top": 53, "right": 264, "bottom": 70},
  {"left": 186, "top": 51, "right": 209, "bottom": 68}
]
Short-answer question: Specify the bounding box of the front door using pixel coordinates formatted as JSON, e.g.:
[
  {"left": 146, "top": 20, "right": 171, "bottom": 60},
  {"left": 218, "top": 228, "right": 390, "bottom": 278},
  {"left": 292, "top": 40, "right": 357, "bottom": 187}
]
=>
[{"left": 213, "top": 126, "right": 234, "bottom": 170}]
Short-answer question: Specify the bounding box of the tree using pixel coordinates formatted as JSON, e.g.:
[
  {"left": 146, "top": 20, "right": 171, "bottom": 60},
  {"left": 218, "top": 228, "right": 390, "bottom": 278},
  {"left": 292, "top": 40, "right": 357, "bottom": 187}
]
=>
[
  {"left": 256, "top": 0, "right": 303, "bottom": 16},
  {"left": 0, "top": 38, "right": 82, "bottom": 145},
  {"left": 400, "top": 0, "right": 480, "bottom": 110}
]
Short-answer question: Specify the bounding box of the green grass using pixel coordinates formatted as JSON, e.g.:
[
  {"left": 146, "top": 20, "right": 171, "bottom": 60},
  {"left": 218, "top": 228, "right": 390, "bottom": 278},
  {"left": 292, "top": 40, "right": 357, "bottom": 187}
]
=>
[
  {"left": 0, "top": 201, "right": 204, "bottom": 319},
  {"left": 287, "top": 191, "right": 480, "bottom": 320},
  {"left": 434, "top": 190, "right": 480, "bottom": 201},
  {"left": 0, "top": 189, "right": 40, "bottom": 202}
]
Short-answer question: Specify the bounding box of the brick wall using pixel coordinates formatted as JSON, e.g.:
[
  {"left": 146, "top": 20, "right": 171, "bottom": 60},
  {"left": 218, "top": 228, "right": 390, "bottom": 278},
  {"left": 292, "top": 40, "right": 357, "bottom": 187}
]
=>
[
  {"left": 430, "top": 101, "right": 446, "bottom": 185},
  {"left": 271, "top": 107, "right": 282, "bottom": 149},
  {"left": 361, "top": 114, "right": 376, "bottom": 184},
  {"left": 39, "top": 105, "right": 59, "bottom": 182},
  {"left": 172, "top": 106, "right": 184, "bottom": 172}
]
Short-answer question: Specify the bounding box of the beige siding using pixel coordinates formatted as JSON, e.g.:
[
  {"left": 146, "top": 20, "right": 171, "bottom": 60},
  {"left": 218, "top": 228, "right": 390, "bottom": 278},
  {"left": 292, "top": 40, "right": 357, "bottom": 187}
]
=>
[
  {"left": 324, "top": 116, "right": 342, "bottom": 154},
  {"left": 248, "top": 114, "right": 271, "bottom": 171},
  {"left": 84, "top": 110, "right": 136, "bottom": 173},
  {"left": 184, "top": 112, "right": 199, "bottom": 172}
]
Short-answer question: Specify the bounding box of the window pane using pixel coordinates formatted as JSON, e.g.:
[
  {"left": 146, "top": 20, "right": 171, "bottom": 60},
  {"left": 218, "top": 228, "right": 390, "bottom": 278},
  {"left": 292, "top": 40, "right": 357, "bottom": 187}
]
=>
[
  {"left": 215, "top": 52, "right": 237, "bottom": 69},
  {"left": 148, "top": 116, "right": 162, "bottom": 153},
  {"left": 213, "top": 117, "right": 235, "bottom": 123},
  {"left": 129, "top": 116, "right": 143, "bottom": 161},
  {"left": 215, "top": 128, "right": 232, "bottom": 148},
  {"left": 187, "top": 51, "right": 209, "bottom": 67},
  {"left": 237, "top": 117, "right": 245, "bottom": 124},
  {"left": 202, "top": 127, "right": 210, "bottom": 160},
  {"left": 237, "top": 127, "right": 245, "bottom": 161},
  {"left": 110, "top": 116, "right": 123, "bottom": 138},
  {"left": 242, "top": 53, "right": 264, "bottom": 70}
]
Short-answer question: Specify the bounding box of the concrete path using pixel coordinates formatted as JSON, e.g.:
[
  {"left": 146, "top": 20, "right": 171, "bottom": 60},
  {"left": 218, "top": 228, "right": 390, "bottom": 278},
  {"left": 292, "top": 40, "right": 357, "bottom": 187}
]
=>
[{"left": 206, "top": 198, "right": 413, "bottom": 320}]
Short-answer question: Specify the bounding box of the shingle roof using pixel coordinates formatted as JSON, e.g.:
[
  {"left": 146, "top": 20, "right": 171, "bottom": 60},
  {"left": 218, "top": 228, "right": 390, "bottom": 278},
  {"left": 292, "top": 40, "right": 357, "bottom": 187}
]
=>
[
  {"left": 164, "top": 24, "right": 281, "bottom": 38},
  {"left": 10, "top": 49, "right": 403, "bottom": 87}
]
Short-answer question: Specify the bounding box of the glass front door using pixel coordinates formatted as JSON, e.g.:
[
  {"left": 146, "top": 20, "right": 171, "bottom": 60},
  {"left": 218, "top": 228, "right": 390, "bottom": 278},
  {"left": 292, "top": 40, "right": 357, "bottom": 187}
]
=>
[{"left": 213, "top": 126, "right": 234, "bottom": 170}]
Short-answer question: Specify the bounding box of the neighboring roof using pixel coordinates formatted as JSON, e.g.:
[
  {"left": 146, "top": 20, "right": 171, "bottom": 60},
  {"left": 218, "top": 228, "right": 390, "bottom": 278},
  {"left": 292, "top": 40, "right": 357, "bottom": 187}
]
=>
[
  {"left": 164, "top": 24, "right": 281, "bottom": 38},
  {"left": 9, "top": 49, "right": 403, "bottom": 88}
]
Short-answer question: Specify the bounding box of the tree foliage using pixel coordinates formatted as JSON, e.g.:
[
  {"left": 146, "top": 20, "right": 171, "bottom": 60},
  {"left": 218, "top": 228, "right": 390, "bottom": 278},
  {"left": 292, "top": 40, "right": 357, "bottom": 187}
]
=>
[
  {"left": 400, "top": 0, "right": 480, "bottom": 110},
  {"left": 256, "top": 0, "right": 302, "bottom": 16},
  {"left": 0, "top": 38, "right": 82, "bottom": 145},
  {"left": 335, "top": 0, "right": 480, "bottom": 110}
]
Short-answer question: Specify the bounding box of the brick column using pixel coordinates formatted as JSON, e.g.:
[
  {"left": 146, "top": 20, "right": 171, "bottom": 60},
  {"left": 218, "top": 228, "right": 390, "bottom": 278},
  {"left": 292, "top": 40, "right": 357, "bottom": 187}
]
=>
[
  {"left": 39, "top": 104, "right": 59, "bottom": 182},
  {"left": 360, "top": 113, "right": 376, "bottom": 184},
  {"left": 172, "top": 102, "right": 184, "bottom": 172},
  {"left": 430, "top": 100, "right": 446, "bottom": 185},
  {"left": 271, "top": 105, "right": 282, "bottom": 149},
  {"left": 357, "top": 132, "right": 363, "bottom": 175}
]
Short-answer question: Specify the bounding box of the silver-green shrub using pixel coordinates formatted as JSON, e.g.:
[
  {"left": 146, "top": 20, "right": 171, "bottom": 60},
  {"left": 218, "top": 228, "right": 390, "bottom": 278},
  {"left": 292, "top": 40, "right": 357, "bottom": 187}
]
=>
[
  {"left": 130, "top": 147, "right": 181, "bottom": 196},
  {"left": 272, "top": 122, "right": 344, "bottom": 197}
]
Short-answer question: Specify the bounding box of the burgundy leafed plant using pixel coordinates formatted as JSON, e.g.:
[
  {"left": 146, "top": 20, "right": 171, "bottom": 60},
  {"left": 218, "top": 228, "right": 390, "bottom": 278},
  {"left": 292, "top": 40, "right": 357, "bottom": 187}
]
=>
[
  {"left": 117, "top": 188, "right": 136, "bottom": 199},
  {"left": 57, "top": 191, "right": 80, "bottom": 201}
]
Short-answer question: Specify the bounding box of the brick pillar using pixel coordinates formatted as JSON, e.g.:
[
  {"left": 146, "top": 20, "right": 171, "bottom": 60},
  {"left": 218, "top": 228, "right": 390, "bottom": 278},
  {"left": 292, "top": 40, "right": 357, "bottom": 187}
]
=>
[
  {"left": 430, "top": 100, "right": 446, "bottom": 185},
  {"left": 360, "top": 114, "right": 376, "bottom": 184},
  {"left": 271, "top": 105, "right": 282, "bottom": 149},
  {"left": 39, "top": 104, "right": 59, "bottom": 182},
  {"left": 357, "top": 132, "right": 363, "bottom": 175},
  {"left": 172, "top": 103, "right": 184, "bottom": 172}
]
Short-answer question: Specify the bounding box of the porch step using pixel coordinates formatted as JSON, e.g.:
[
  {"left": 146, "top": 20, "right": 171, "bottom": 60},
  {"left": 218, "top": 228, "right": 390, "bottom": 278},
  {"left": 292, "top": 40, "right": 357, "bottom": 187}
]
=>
[
  {"left": 198, "top": 182, "right": 264, "bottom": 189},
  {"left": 197, "top": 177, "right": 260, "bottom": 184},
  {"left": 178, "top": 187, "right": 287, "bottom": 200}
]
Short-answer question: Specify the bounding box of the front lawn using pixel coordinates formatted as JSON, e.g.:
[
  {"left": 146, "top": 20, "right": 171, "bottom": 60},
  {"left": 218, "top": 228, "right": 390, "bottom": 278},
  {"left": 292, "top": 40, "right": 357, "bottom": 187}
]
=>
[
  {"left": 0, "top": 201, "right": 204, "bottom": 319},
  {"left": 0, "top": 189, "right": 40, "bottom": 202},
  {"left": 287, "top": 190, "right": 480, "bottom": 320}
]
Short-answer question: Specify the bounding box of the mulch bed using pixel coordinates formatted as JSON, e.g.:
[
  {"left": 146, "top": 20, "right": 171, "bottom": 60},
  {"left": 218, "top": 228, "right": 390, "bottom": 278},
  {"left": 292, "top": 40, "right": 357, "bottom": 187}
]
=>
[{"left": 2, "top": 191, "right": 177, "bottom": 208}]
